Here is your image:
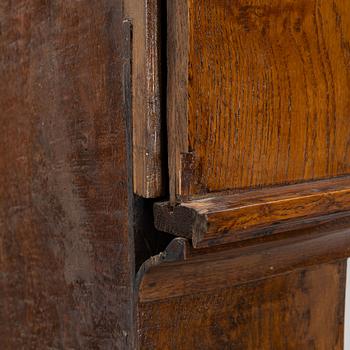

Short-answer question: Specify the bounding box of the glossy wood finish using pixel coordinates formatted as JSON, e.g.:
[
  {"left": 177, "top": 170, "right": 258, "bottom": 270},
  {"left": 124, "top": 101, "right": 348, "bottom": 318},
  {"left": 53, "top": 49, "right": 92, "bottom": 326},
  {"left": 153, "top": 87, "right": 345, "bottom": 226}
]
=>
[
  {"left": 138, "top": 219, "right": 350, "bottom": 348},
  {"left": 0, "top": 2, "right": 135, "bottom": 348},
  {"left": 155, "top": 176, "right": 350, "bottom": 247},
  {"left": 167, "top": 0, "right": 350, "bottom": 201},
  {"left": 124, "top": 0, "right": 164, "bottom": 198}
]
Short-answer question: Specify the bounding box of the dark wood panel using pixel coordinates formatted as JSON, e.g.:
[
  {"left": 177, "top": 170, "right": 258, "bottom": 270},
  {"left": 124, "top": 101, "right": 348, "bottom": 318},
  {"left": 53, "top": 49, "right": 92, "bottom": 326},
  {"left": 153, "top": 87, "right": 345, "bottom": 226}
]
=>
[
  {"left": 0, "top": 1, "right": 134, "bottom": 348},
  {"left": 155, "top": 176, "right": 350, "bottom": 247},
  {"left": 168, "top": 0, "right": 350, "bottom": 200},
  {"left": 139, "top": 261, "right": 346, "bottom": 349},
  {"left": 124, "top": 0, "right": 164, "bottom": 198}
]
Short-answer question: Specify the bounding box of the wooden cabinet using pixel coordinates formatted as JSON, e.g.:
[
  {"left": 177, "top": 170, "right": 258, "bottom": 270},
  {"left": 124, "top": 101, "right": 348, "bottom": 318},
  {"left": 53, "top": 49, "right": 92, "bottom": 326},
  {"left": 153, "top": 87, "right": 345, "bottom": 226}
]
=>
[
  {"left": 2, "top": 0, "right": 350, "bottom": 348},
  {"left": 135, "top": 0, "right": 350, "bottom": 349}
]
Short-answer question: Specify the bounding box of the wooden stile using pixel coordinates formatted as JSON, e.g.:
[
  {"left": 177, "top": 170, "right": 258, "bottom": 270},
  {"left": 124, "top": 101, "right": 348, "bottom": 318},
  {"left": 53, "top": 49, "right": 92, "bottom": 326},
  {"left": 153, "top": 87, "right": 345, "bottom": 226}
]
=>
[{"left": 124, "top": 0, "right": 164, "bottom": 198}]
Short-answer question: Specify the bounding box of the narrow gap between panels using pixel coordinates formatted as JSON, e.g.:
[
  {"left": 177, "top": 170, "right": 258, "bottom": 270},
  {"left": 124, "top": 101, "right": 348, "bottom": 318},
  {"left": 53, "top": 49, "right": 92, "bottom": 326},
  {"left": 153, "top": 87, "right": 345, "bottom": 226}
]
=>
[{"left": 133, "top": 0, "right": 174, "bottom": 273}]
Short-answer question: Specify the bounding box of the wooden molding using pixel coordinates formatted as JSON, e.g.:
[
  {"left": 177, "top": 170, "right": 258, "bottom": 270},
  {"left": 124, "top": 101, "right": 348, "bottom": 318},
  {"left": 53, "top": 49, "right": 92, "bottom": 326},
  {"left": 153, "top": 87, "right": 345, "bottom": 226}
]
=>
[
  {"left": 124, "top": 0, "right": 164, "bottom": 198},
  {"left": 166, "top": 0, "right": 190, "bottom": 202},
  {"left": 138, "top": 217, "right": 350, "bottom": 302},
  {"left": 155, "top": 177, "right": 350, "bottom": 248}
]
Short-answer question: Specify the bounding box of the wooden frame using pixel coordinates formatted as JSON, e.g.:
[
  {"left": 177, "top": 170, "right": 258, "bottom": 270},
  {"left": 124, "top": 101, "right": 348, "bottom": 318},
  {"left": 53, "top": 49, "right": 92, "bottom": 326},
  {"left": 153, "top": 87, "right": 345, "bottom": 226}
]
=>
[{"left": 124, "top": 0, "right": 164, "bottom": 198}]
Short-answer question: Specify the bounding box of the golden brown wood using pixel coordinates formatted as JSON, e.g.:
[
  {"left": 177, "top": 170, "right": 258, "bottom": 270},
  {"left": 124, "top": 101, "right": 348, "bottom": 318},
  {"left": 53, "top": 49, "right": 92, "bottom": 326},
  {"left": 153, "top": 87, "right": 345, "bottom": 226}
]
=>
[
  {"left": 168, "top": 0, "right": 350, "bottom": 201},
  {"left": 155, "top": 176, "right": 350, "bottom": 247},
  {"left": 124, "top": 0, "right": 164, "bottom": 198}
]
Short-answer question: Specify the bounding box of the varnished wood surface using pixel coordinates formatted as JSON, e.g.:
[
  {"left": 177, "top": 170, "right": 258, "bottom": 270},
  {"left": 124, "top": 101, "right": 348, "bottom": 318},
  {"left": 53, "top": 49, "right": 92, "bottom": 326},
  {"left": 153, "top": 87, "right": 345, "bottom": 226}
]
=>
[
  {"left": 155, "top": 176, "right": 350, "bottom": 247},
  {"left": 168, "top": 0, "right": 350, "bottom": 200},
  {"left": 124, "top": 0, "right": 164, "bottom": 198},
  {"left": 138, "top": 218, "right": 350, "bottom": 302},
  {"left": 0, "top": 1, "right": 135, "bottom": 348},
  {"left": 139, "top": 261, "right": 346, "bottom": 349}
]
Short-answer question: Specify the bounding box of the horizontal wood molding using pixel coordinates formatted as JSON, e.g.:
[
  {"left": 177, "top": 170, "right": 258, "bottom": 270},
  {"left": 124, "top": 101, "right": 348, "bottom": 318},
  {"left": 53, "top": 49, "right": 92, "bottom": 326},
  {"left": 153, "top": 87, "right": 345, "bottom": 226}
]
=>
[
  {"left": 155, "top": 177, "right": 350, "bottom": 247},
  {"left": 138, "top": 217, "right": 350, "bottom": 302}
]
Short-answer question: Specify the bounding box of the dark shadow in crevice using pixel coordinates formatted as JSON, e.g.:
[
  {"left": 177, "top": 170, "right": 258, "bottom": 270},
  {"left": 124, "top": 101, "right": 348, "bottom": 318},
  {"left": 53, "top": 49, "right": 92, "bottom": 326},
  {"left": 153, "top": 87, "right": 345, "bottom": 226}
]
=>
[
  {"left": 133, "top": 196, "right": 174, "bottom": 271},
  {"left": 133, "top": 0, "right": 173, "bottom": 272}
]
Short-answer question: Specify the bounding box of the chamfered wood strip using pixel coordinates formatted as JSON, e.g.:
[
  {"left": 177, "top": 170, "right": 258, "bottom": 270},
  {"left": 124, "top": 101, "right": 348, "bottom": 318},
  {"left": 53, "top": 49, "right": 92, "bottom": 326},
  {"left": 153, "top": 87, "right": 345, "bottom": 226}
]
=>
[
  {"left": 138, "top": 217, "right": 350, "bottom": 302},
  {"left": 154, "top": 176, "right": 350, "bottom": 247},
  {"left": 124, "top": 0, "right": 164, "bottom": 198},
  {"left": 168, "top": 0, "right": 350, "bottom": 200}
]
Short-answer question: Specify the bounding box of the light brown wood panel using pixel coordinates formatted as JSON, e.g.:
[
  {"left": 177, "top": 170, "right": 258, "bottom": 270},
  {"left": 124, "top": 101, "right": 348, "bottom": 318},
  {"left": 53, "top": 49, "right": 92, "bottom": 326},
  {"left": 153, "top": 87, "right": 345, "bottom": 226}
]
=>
[
  {"left": 168, "top": 0, "right": 350, "bottom": 201},
  {"left": 124, "top": 0, "right": 164, "bottom": 198}
]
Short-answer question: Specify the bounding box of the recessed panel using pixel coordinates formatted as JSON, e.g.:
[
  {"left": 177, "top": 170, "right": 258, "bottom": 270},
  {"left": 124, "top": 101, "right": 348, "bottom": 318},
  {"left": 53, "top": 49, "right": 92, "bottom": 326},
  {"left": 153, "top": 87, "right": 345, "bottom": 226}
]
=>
[{"left": 168, "top": 0, "right": 350, "bottom": 198}]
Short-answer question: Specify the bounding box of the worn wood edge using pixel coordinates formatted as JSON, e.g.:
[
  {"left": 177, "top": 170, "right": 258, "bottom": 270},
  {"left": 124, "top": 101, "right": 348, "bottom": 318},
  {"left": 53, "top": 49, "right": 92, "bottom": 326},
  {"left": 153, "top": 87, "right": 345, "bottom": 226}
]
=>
[
  {"left": 167, "top": 0, "right": 190, "bottom": 203},
  {"left": 123, "top": 19, "right": 138, "bottom": 349},
  {"left": 154, "top": 176, "right": 350, "bottom": 248},
  {"left": 124, "top": 0, "right": 164, "bottom": 198},
  {"left": 138, "top": 218, "right": 350, "bottom": 302},
  {"left": 135, "top": 237, "right": 190, "bottom": 292},
  {"left": 135, "top": 237, "right": 190, "bottom": 349},
  {"left": 153, "top": 201, "right": 203, "bottom": 239}
]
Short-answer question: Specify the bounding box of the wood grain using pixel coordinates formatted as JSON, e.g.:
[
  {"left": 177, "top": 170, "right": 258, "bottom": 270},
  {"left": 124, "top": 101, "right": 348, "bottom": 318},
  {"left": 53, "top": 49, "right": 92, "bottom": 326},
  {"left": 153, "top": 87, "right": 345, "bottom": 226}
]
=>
[
  {"left": 155, "top": 176, "right": 350, "bottom": 247},
  {"left": 138, "top": 217, "right": 350, "bottom": 302},
  {"left": 0, "top": 2, "right": 135, "bottom": 348},
  {"left": 168, "top": 0, "right": 350, "bottom": 200},
  {"left": 139, "top": 261, "right": 346, "bottom": 349},
  {"left": 124, "top": 0, "right": 164, "bottom": 198},
  {"left": 167, "top": 0, "right": 190, "bottom": 201},
  {"left": 138, "top": 220, "right": 350, "bottom": 349}
]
